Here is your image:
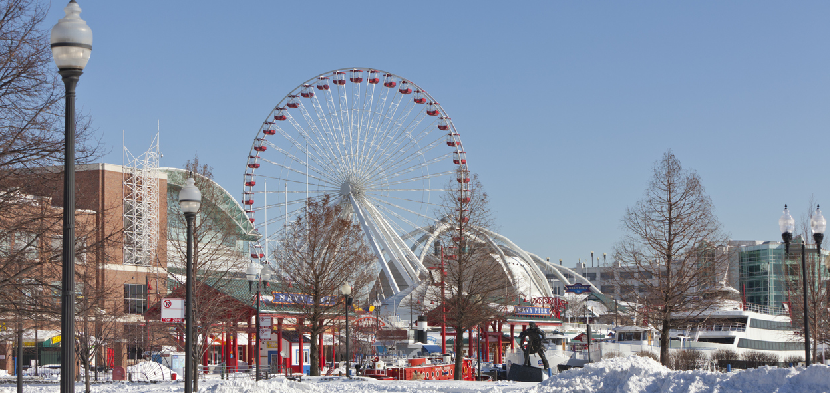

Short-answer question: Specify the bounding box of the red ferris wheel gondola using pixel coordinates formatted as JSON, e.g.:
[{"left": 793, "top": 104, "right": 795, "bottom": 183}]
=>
[
  {"left": 426, "top": 102, "right": 440, "bottom": 116},
  {"left": 446, "top": 132, "right": 461, "bottom": 146},
  {"left": 247, "top": 155, "right": 261, "bottom": 169},
  {"left": 286, "top": 95, "right": 300, "bottom": 109},
  {"left": 383, "top": 73, "right": 397, "bottom": 88},
  {"left": 438, "top": 117, "right": 450, "bottom": 130},
  {"left": 274, "top": 107, "right": 288, "bottom": 121},
  {"left": 316, "top": 76, "right": 330, "bottom": 90},
  {"left": 368, "top": 70, "right": 380, "bottom": 84},
  {"left": 350, "top": 69, "right": 363, "bottom": 83},
  {"left": 413, "top": 89, "right": 426, "bottom": 104},
  {"left": 333, "top": 71, "right": 346, "bottom": 85},
  {"left": 399, "top": 80, "right": 412, "bottom": 94},
  {"left": 301, "top": 84, "right": 315, "bottom": 98}
]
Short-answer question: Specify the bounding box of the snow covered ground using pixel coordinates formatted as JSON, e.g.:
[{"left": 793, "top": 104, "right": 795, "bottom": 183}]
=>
[{"left": 1, "top": 356, "right": 829, "bottom": 393}]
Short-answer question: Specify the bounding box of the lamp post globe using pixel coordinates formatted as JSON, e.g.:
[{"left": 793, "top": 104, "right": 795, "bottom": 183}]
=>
[
  {"left": 51, "top": 1, "right": 92, "bottom": 71},
  {"left": 811, "top": 205, "right": 826, "bottom": 247},
  {"left": 261, "top": 264, "right": 273, "bottom": 282},
  {"left": 340, "top": 283, "right": 351, "bottom": 296},
  {"left": 179, "top": 178, "right": 202, "bottom": 214},
  {"left": 179, "top": 177, "right": 201, "bottom": 393},
  {"left": 246, "top": 262, "right": 260, "bottom": 283},
  {"left": 780, "top": 204, "right": 795, "bottom": 251},
  {"left": 51, "top": 2, "right": 91, "bottom": 393}
]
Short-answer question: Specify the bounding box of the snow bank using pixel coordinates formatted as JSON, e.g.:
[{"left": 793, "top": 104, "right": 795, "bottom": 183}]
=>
[
  {"left": 538, "top": 356, "right": 830, "bottom": 393},
  {"left": 126, "top": 361, "right": 173, "bottom": 381}
]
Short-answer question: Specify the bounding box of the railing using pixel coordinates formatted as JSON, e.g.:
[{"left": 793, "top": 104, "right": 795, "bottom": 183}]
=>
[
  {"left": 742, "top": 303, "right": 788, "bottom": 316},
  {"left": 559, "top": 323, "right": 613, "bottom": 332},
  {"left": 695, "top": 324, "right": 746, "bottom": 333}
]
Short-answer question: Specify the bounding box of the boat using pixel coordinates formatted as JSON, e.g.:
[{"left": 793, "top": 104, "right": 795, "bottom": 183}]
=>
[{"left": 601, "top": 284, "right": 807, "bottom": 361}]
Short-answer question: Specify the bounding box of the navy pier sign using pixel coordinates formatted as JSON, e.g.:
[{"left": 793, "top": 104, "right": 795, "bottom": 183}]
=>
[{"left": 564, "top": 283, "right": 592, "bottom": 294}]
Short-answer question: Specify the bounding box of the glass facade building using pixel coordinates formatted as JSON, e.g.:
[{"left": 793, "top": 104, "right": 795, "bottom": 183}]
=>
[{"left": 737, "top": 238, "right": 828, "bottom": 310}]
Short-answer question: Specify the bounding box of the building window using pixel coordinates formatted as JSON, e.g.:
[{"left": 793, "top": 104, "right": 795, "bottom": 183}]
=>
[
  {"left": 600, "top": 272, "right": 614, "bottom": 280},
  {"left": 586, "top": 273, "right": 596, "bottom": 281},
  {"left": 14, "top": 232, "right": 38, "bottom": 260},
  {"left": 601, "top": 285, "right": 615, "bottom": 294},
  {"left": 620, "top": 272, "right": 635, "bottom": 279},
  {"left": 640, "top": 272, "right": 653, "bottom": 279},
  {"left": 124, "top": 284, "right": 147, "bottom": 314}
]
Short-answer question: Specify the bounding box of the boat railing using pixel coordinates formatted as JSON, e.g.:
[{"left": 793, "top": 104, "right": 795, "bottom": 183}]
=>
[
  {"left": 741, "top": 303, "right": 789, "bottom": 316},
  {"left": 693, "top": 324, "right": 746, "bottom": 333}
]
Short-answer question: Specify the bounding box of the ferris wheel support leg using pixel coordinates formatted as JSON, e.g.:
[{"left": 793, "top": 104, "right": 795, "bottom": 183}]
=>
[{"left": 348, "top": 192, "right": 400, "bottom": 294}]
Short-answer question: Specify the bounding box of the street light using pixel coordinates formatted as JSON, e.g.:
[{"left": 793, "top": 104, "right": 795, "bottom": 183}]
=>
[
  {"left": 179, "top": 177, "right": 201, "bottom": 393},
  {"left": 340, "top": 283, "right": 352, "bottom": 377},
  {"left": 779, "top": 204, "right": 825, "bottom": 366},
  {"left": 372, "top": 300, "right": 381, "bottom": 354},
  {"left": 51, "top": 2, "right": 92, "bottom": 392},
  {"left": 247, "top": 262, "right": 272, "bottom": 381}
]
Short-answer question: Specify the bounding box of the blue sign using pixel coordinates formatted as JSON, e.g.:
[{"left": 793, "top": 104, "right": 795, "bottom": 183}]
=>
[
  {"left": 564, "top": 283, "right": 592, "bottom": 294},
  {"left": 514, "top": 306, "right": 550, "bottom": 316},
  {"left": 267, "top": 292, "right": 335, "bottom": 306}
]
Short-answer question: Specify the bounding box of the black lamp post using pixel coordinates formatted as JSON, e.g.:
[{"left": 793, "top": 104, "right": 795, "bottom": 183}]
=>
[
  {"left": 340, "top": 283, "right": 352, "bottom": 377},
  {"left": 179, "top": 178, "right": 201, "bottom": 393},
  {"left": 779, "top": 204, "right": 825, "bottom": 366},
  {"left": 247, "top": 262, "right": 272, "bottom": 381},
  {"left": 51, "top": 2, "right": 92, "bottom": 392}
]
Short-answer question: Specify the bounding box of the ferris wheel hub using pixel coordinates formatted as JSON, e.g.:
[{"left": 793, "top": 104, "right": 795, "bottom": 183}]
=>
[{"left": 339, "top": 177, "right": 365, "bottom": 198}]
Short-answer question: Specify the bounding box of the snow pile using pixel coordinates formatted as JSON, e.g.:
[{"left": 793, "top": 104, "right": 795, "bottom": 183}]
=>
[
  {"left": 126, "top": 361, "right": 173, "bottom": 381},
  {"left": 538, "top": 356, "right": 830, "bottom": 393},
  {"left": 202, "top": 377, "right": 321, "bottom": 393}
]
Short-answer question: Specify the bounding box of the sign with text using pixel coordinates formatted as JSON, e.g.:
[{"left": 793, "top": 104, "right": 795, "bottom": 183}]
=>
[
  {"left": 268, "top": 292, "right": 335, "bottom": 306},
  {"left": 514, "top": 306, "right": 551, "bottom": 316},
  {"left": 377, "top": 330, "right": 407, "bottom": 341},
  {"left": 259, "top": 316, "right": 272, "bottom": 327},
  {"left": 259, "top": 326, "right": 272, "bottom": 340},
  {"left": 161, "top": 298, "right": 185, "bottom": 322},
  {"left": 564, "top": 283, "right": 592, "bottom": 294}
]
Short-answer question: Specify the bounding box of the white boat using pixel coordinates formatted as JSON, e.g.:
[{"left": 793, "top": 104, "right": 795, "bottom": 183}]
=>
[{"left": 601, "top": 285, "right": 807, "bottom": 362}]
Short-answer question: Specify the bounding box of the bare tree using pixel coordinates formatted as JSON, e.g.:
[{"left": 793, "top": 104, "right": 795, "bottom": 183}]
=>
[
  {"left": 0, "top": 0, "right": 101, "bottom": 319},
  {"left": 613, "top": 150, "right": 729, "bottom": 366},
  {"left": 75, "top": 269, "right": 123, "bottom": 393},
  {"left": 274, "top": 194, "right": 376, "bottom": 376},
  {"left": 431, "top": 174, "right": 515, "bottom": 379},
  {"left": 166, "top": 157, "right": 254, "bottom": 389}
]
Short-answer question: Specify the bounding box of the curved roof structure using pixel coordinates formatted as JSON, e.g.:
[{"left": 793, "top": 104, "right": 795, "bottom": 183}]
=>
[
  {"left": 375, "top": 223, "right": 603, "bottom": 309},
  {"left": 162, "top": 167, "right": 259, "bottom": 242}
]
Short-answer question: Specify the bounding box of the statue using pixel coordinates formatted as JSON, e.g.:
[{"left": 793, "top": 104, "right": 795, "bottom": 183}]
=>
[{"left": 518, "top": 322, "right": 549, "bottom": 370}]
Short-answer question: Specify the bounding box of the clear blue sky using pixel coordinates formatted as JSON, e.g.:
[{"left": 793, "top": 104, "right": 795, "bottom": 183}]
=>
[{"left": 48, "top": 1, "right": 830, "bottom": 268}]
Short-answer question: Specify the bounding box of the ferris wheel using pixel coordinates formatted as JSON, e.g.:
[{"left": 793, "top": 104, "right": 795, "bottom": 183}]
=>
[{"left": 242, "top": 68, "right": 467, "bottom": 303}]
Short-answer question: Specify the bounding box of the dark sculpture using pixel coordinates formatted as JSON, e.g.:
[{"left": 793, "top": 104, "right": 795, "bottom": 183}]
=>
[{"left": 518, "top": 322, "right": 549, "bottom": 370}]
